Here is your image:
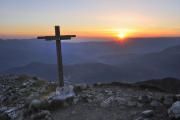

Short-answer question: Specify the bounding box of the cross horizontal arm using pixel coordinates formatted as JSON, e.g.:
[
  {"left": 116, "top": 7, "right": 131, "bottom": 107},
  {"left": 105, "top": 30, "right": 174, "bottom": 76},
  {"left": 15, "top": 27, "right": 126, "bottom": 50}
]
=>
[
  {"left": 61, "top": 35, "right": 76, "bottom": 40},
  {"left": 37, "top": 35, "right": 76, "bottom": 40}
]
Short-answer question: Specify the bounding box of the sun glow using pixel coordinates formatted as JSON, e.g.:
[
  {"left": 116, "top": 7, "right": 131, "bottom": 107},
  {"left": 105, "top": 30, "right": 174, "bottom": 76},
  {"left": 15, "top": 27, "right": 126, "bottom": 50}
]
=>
[
  {"left": 104, "top": 28, "right": 135, "bottom": 39},
  {"left": 118, "top": 32, "right": 126, "bottom": 39}
]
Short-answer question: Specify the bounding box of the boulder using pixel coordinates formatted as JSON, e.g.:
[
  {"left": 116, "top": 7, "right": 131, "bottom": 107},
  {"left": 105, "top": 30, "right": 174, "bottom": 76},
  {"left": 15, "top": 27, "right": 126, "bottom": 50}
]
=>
[
  {"left": 28, "top": 99, "right": 50, "bottom": 112},
  {"left": 29, "top": 99, "right": 42, "bottom": 111},
  {"left": 168, "top": 101, "right": 180, "bottom": 119},
  {"left": 55, "top": 85, "right": 75, "bottom": 100},
  {"left": 48, "top": 85, "right": 75, "bottom": 109}
]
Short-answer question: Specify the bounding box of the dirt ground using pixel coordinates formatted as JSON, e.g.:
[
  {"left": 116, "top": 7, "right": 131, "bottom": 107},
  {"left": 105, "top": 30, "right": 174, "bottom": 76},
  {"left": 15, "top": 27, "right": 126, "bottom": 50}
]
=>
[{"left": 52, "top": 86, "right": 171, "bottom": 120}]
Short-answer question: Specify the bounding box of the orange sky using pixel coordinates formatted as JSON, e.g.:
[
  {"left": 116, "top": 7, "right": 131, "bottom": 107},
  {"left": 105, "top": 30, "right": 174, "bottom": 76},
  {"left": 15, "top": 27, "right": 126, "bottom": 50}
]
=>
[
  {"left": 0, "top": 0, "right": 180, "bottom": 39},
  {"left": 0, "top": 26, "right": 180, "bottom": 39}
]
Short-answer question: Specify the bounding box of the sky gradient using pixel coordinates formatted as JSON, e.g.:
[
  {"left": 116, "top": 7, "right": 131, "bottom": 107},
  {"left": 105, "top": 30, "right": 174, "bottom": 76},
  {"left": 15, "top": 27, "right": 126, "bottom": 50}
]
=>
[{"left": 0, "top": 0, "right": 180, "bottom": 39}]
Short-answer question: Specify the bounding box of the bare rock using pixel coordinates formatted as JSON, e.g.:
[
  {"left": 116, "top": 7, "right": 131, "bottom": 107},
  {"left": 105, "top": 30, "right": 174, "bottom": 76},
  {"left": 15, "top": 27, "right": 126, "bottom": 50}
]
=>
[
  {"left": 74, "top": 83, "right": 88, "bottom": 93},
  {"left": 48, "top": 85, "right": 75, "bottom": 109},
  {"left": 127, "top": 101, "right": 137, "bottom": 107},
  {"left": 100, "top": 96, "right": 114, "bottom": 108},
  {"left": 114, "top": 97, "right": 127, "bottom": 105},
  {"left": 29, "top": 99, "right": 42, "bottom": 111},
  {"left": 141, "top": 110, "right": 154, "bottom": 118},
  {"left": 168, "top": 101, "right": 180, "bottom": 119},
  {"left": 138, "top": 95, "right": 151, "bottom": 104},
  {"left": 163, "top": 95, "right": 174, "bottom": 106},
  {"left": 150, "top": 100, "right": 163, "bottom": 107},
  {"left": 30, "top": 110, "right": 53, "bottom": 120},
  {"left": 0, "top": 107, "right": 18, "bottom": 120},
  {"left": 0, "top": 113, "right": 11, "bottom": 120},
  {"left": 176, "top": 94, "right": 180, "bottom": 101}
]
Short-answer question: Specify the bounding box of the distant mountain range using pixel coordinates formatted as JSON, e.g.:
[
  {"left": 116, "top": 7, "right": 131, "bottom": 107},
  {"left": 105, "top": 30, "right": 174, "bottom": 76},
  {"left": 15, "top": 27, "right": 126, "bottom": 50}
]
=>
[
  {"left": 4, "top": 43, "right": 180, "bottom": 83},
  {"left": 135, "top": 77, "right": 180, "bottom": 93},
  {"left": 1, "top": 37, "right": 180, "bottom": 72},
  {"left": 5, "top": 62, "right": 122, "bottom": 83}
]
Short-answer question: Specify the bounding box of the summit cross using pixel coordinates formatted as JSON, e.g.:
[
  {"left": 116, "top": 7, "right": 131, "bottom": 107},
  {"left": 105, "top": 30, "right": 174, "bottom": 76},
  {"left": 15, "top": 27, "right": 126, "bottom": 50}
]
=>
[{"left": 37, "top": 26, "right": 76, "bottom": 87}]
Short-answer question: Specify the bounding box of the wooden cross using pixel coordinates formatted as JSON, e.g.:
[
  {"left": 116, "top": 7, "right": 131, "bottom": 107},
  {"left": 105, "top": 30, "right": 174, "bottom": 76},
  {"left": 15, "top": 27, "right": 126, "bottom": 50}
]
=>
[{"left": 37, "top": 26, "right": 76, "bottom": 87}]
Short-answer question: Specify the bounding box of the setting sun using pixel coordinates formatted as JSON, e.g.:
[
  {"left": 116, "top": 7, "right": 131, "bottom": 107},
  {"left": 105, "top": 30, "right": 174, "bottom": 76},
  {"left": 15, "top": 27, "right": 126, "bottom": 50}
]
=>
[
  {"left": 105, "top": 28, "right": 134, "bottom": 39},
  {"left": 118, "top": 32, "right": 126, "bottom": 39}
]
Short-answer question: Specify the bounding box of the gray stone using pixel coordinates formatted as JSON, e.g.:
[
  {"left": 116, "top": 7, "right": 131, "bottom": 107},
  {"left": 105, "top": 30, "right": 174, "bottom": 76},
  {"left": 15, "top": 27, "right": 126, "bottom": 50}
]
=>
[
  {"left": 0, "top": 107, "right": 10, "bottom": 120},
  {"left": 100, "top": 96, "right": 114, "bottom": 108},
  {"left": 138, "top": 95, "right": 150, "bottom": 103},
  {"left": 150, "top": 100, "right": 163, "bottom": 107},
  {"left": 141, "top": 110, "right": 154, "bottom": 118},
  {"left": 0, "top": 107, "right": 8, "bottom": 113},
  {"left": 74, "top": 83, "right": 88, "bottom": 92},
  {"left": 0, "top": 95, "right": 8, "bottom": 103},
  {"left": 29, "top": 99, "right": 42, "bottom": 111},
  {"left": 127, "top": 101, "right": 137, "bottom": 107},
  {"left": 4, "top": 107, "right": 18, "bottom": 119},
  {"left": 0, "top": 113, "right": 11, "bottom": 120},
  {"left": 163, "top": 95, "right": 174, "bottom": 106},
  {"left": 22, "top": 80, "right": 35, "bottom": 87},
  {"left": 49, "top": 97, "right": 66, "bottom": 109},
  {"left": 104, "top": 90, "right": 113, "bottom": 96},
  {"left": 0, "top": 107, "right": 18, "bottom": 120},
  {"left": 114, "top": 97, "right": 127, "bottom": 105},
  {"left": 53, "top": 85, "right": 75, "bottom": 100},
  {"left": 134, "top": 117, "right": 144, "bottom": 120},
  {"left": 137, "top": 103, "right": 144, "bottom": 108},
  {"left": 95, "top": 93, "right": 104, "bottom": 101},
  {"left": 176, "top": 94, "right": 180, "bottom": 101},
  {"left": 73, "top": 97, "right": 79, "bottom": 104},
  {"left": 168, "top": 101, "right": 180, "bottom": 119},
  {"left": 94, "top": 82, "right": 102, "bottom": 86},
  {"left": 30, "top": 110, "right": 53, "bottom": 120},
  {"left": 134, "top": 117, "right": 151, "bottom": 120},
  {"left": 48, "top": 85, "right": 75, "bottom": 109},
  {"left": 80, "top": 93, "right": 94, "bottom": 103}
]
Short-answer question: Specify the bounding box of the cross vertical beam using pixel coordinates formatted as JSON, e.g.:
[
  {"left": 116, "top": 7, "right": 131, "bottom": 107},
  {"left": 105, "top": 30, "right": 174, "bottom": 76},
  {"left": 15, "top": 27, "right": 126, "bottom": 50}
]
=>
[
  {"left": 37, "top": 26, "right": 76, "bottom": 87},
  {"left": 55, "top": 26, "right": 64, "bottom": 86}
]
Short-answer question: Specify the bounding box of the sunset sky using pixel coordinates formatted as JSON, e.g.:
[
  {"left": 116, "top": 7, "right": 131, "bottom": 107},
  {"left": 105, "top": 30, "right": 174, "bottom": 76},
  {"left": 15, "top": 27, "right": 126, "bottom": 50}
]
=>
[{"left": 0, "top": 0, "right": 180, "bottom": 39}]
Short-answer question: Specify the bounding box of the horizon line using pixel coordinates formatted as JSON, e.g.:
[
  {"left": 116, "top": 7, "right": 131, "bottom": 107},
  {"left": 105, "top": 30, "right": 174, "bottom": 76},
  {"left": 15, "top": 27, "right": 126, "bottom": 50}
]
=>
[{"left": 0, "top": 36, "right": 180, "bottom": 41}]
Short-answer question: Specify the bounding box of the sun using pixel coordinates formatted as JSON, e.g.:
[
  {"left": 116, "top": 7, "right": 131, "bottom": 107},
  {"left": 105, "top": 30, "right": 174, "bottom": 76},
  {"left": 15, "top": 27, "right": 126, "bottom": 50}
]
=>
[{"left": 117, "top": 32, "right": 126, "bottom": 39}]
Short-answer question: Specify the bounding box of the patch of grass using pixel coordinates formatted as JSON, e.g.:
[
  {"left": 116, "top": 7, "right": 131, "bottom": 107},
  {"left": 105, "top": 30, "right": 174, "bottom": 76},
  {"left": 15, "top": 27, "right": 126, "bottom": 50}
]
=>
[
  {"left": 33, "top": 80, "right": 46, "bottom": 88},
  {"left": 42, "top": 84, "right": 57, "bottom": 96},
  {"left": 15, "top": 74, "right": 32, "bottom": 81}
]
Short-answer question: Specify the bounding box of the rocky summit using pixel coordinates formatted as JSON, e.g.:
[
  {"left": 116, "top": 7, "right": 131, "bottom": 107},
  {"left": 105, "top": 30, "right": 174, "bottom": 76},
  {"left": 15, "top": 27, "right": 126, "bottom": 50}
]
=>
[{"left": 0, "top": 74, "right": 180, "bottom": 120}]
